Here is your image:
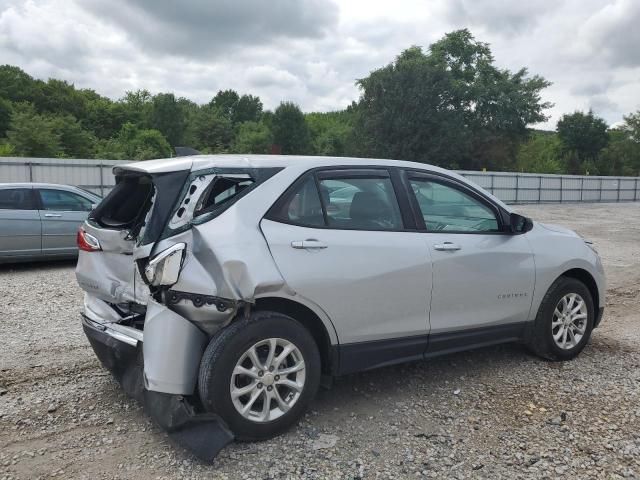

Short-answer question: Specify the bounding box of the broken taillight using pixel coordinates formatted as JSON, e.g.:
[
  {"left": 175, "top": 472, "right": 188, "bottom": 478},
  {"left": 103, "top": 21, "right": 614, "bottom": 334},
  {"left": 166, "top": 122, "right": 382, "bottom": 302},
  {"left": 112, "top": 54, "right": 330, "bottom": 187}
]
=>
[{"left": 77, "top": 227, "right": 101, "bottom": 252}]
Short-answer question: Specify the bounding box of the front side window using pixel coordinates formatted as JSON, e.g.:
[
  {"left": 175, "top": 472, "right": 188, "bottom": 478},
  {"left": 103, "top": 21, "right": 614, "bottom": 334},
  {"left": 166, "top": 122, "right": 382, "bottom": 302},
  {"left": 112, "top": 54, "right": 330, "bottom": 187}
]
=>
[
  {"left": 39, "top": 189, "right": 93, "bottom": 211},
  {"left": 409, "top": 178, "right": 499, "bottom": 232},
  {"left": 0, "top": 188, "right": 35, "bottom": 210}
]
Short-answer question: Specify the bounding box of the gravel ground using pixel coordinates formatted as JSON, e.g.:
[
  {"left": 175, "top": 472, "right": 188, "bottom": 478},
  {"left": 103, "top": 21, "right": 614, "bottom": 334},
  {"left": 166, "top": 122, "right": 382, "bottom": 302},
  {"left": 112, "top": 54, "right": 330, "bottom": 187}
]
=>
[{"left": 1, "top": 202, "right": 639, "bottom": 480}]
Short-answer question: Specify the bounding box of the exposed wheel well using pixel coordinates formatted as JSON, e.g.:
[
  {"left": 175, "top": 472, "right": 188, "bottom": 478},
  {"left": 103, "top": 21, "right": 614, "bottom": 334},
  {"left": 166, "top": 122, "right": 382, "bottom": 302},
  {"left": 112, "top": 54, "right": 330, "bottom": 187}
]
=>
[
  {"left": 253, "top": 297, "right": 336, "bottom": 375},
  {"left": 561, "top": 268, "right": 599, "bottom": 313}
]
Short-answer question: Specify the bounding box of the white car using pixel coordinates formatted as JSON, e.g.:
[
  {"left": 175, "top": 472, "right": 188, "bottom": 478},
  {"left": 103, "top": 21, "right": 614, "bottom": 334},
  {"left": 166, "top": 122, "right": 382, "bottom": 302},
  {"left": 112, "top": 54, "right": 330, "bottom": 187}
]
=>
[{"left": 75, "top": 155, "right": 605, "bottom": 460}]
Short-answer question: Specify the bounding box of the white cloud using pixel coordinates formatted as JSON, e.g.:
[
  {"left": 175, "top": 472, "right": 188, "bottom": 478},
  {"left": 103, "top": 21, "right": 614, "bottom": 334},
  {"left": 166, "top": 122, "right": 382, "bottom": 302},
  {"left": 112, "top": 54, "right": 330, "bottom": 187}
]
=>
[{"left": 0, "top": 0, "right": 638, "bottom": 128}]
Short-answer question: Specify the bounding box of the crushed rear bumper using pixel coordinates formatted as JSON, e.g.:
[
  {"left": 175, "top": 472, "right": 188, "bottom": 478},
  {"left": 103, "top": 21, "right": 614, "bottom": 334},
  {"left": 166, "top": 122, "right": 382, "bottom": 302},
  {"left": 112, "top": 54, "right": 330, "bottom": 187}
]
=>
[{"left": 82, "top": 315, "right": 234, "bottom": 462}]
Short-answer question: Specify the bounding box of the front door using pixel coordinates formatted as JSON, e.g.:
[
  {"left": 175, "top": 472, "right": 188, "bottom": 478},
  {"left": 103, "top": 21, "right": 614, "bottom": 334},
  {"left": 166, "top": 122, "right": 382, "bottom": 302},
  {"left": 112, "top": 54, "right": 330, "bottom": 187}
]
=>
[
  {"left": 405, "top": 173, "right": 535, "bottom": 353},
  {"left": 261, "top": 168, "right": 432, "bottom": 372}
]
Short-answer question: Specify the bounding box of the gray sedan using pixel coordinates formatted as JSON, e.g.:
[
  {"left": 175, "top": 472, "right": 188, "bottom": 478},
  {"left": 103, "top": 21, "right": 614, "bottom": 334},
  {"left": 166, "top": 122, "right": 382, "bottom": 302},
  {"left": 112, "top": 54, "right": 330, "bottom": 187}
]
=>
[{"left": 0, "top": 183, "right": 101, "bottom": 263}]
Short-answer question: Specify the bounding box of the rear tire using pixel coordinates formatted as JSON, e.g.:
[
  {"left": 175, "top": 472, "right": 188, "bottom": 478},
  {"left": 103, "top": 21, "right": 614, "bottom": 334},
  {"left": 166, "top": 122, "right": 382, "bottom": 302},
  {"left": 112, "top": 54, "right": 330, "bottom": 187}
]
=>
[
  {"left": 198, "top": 310, "right": 321, "bottom": 441},
  {"left": 527, "top": 277, "right": 594, "bottom": 361}
]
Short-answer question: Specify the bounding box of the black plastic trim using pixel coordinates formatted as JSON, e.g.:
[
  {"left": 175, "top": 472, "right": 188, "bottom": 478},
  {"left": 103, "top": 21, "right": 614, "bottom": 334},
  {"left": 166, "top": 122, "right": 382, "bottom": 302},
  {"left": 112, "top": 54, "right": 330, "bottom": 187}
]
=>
[
  {"left": 425, "top": 322, "right": 527, "bottom": 357},
  {"left": 337, "top": 335, "right": 429, "bottom": 375},
  {"left": 335, "top": 322, "right": 530, "bottom": 376},
  {"left": 594, "top": 306, "right": 605, "bottom": 328}
]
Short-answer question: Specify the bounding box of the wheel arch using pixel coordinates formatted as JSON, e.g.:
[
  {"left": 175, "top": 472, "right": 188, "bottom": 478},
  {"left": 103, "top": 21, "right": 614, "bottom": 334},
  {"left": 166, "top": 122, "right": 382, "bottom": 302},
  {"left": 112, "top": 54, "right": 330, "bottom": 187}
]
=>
[
  {"left": 560, "top": 268, "right": 600, "bottom": 314},
  {"left": 253, "top": 296, "right": 339, "bottom": 375}
]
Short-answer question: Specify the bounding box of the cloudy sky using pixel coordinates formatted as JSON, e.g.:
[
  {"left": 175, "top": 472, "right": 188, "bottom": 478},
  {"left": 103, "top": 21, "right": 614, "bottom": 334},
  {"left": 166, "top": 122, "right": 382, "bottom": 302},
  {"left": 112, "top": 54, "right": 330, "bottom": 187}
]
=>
[{"left": 0, "top": 0, "right": 639, "bottom": 129}]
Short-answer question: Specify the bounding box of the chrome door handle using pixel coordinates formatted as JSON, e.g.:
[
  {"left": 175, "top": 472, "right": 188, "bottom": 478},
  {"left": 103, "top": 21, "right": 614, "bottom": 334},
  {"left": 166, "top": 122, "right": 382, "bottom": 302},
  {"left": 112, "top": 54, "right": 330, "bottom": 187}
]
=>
[
  {"left": 433, "top": 242, "right": 461, "bottom": 251},
  {"left": 291, "top": 239, "right": 328, "bottom": 250},
  {"left": 44, "top": 213, "right": 62, "bottom": 217}
]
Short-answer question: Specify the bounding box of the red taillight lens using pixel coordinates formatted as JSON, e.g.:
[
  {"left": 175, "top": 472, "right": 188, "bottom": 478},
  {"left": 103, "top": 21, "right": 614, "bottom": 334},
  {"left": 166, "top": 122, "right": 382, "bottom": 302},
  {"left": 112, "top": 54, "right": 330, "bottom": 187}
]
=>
[{"left": 77, "top": 227, "right": 101, "bottom": 252}]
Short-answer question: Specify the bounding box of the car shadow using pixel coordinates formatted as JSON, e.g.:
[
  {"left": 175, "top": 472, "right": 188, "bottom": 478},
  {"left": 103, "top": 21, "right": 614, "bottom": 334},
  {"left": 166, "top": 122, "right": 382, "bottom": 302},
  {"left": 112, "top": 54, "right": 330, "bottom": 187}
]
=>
[{"left": 313, "top": 342, "right": 539, "bottom": 414}]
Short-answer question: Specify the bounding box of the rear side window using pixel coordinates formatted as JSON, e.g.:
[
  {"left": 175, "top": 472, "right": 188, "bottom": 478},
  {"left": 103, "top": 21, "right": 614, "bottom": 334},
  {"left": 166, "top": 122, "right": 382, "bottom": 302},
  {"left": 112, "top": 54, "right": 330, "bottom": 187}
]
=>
[
  {"left": 0, "top": 188, "right": 35, "bottom": 210},
  {"left": 268, "top": 176, "right": 325, "bottom": 227},
  {"left": 39, "top": 189, "right": 93, "bottom": 211},
  {"left": 165, "top": 168, "right": 282, "bottom": 237},
  {"left": 195, "top": 176, "right": 254, "bottom": 217},
  {"left": 268, "top": 170, "right": 404, "bottom": 231},
  {"left": 319, "top": 176, "right": 402, "bottom": 230}
]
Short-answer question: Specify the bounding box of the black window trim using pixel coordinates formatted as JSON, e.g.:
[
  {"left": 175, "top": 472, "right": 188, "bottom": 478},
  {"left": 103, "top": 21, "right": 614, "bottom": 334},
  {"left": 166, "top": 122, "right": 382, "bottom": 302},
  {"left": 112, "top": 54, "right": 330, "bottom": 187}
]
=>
[
  {"left": 264, "top": 165, "right": 417, "bottom": 233},
  {"left": 403, "top": 169, "right": 509, "bottom": 235}
]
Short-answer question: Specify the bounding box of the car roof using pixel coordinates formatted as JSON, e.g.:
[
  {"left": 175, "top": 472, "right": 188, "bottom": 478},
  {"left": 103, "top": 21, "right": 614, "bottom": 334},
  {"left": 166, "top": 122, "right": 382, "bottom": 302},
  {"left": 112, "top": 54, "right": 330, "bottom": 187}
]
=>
[{"left": 119, "top": 154, "right": 457, "bottom": 177}]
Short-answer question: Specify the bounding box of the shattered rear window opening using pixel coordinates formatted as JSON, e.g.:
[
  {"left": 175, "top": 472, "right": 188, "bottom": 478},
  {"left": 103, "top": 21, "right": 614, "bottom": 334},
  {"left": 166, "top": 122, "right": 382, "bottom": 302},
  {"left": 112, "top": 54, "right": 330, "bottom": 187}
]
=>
[{"left": 195, "top": 176, "right": 254, "bottom": 217}]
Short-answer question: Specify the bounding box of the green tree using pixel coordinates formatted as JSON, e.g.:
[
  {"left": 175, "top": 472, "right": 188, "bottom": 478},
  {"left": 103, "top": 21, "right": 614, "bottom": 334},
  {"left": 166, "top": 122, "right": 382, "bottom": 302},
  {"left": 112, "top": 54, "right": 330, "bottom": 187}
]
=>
[
  {"left": 210, "top": 90, "right": 263, "bottom": 125},
  {"left": 6, "top": 104, "right": 61, "bottom": 157},
  {"left": 515, "top": 131, "right": 563, "bottom": 173},
  {"left": 306, "top": 111, "right": 353, "bottom": 156},
  {"left": 556, "top": 111, "right": 608, "bottom": 174},
  {"left": 232, "top": 121, "right": 272, "bottom": 153},
  {"left": 233, "top": 94, "right": 263, "bottom": 124},
  {"left": 83, "top": 98, "right": 128, "bottom": 139},
  {"left": 598, "top": 129, "right": 640, "bottom": 176},
  {"left": 621, "top": 110, "right": 640, "bottom": 143},
  {"left": 185, "top": 105, "right": 233, "bottom": 152},
  {"left": 150, "top": 93, "right": 186, "bottom": 146},
  {"left": 210, "top": 90, "right": 239, "bottom": 120},
  {"left": 353, "top": 29, "right": 551, "bottom": 169},
  {"left": 0, "top": 98, "right": 12, "bottom": 137},
  {"left": 121, "top": 89, "right": 153, "bottom": 126},
  {"left": 0, "top": 65, "right": 41, "bottom": 103},
  {"left": 0, "top": 141, "right": 15, "bottom": 156},
  {"left": 95, "top": 122, "right": 171, "bottom": 160},
  {"left": 38, "top": 79, "right": 88, "bottom": 120},
  {"left": 49, "top": 114, "right": 96, "bottom": 158},
  {"left": 272, "top": 102, "right": 311, "bottom": 154}
]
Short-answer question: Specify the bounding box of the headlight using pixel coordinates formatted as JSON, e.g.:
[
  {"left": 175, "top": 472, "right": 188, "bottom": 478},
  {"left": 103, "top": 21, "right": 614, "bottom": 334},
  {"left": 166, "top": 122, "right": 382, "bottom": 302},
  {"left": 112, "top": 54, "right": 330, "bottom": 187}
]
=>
[{"left": 144, "top": 243, "right": 186, "bottom": 286}]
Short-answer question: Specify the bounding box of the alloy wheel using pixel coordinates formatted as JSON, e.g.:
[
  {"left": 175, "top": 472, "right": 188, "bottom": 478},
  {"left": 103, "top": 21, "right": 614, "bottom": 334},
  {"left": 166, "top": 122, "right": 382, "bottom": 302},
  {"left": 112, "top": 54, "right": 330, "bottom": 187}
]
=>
[
  {"left": 230, "top": 338, "right": 306, "bottom": 423},
  {"left": 552, "top": 293, "right": 588, "bottom": 350}
]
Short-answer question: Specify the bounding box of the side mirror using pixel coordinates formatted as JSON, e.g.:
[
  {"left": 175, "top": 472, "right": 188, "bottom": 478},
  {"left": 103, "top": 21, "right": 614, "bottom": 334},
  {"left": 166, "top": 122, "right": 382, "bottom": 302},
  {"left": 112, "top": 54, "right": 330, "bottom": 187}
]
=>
[{"left": 508, "top": 213, "right": 533, "bottom": 234}]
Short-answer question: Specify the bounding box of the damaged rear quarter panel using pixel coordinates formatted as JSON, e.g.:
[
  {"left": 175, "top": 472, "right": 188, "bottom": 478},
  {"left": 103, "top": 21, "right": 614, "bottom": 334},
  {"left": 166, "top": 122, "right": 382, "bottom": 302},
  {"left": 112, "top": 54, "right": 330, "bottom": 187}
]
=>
[
  {"left": 76, "top": 224, "right": 150, "bottom": 305},
  {"left": 159, "top": 166, "right": 338, "bottom": 337}
]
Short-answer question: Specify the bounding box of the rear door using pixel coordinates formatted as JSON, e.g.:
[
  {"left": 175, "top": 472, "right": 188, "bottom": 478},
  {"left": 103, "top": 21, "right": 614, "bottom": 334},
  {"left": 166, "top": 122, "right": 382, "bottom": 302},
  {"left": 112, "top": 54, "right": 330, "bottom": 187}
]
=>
[
  {"left": 0, "top": 186, "right": 41, "bottom": 259},
  {"left": 37, "top": 188, "right": 95, "bottom": 255},
  {"left": 261, "top": 168, "right": 432, "bottom": 372}
]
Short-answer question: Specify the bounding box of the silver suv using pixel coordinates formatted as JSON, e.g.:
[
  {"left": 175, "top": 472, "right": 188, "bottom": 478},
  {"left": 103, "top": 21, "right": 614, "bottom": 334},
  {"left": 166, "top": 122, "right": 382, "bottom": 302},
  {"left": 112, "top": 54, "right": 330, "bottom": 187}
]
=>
[{"left": 76, "top": 155, "right": 605, "bottom": 460}]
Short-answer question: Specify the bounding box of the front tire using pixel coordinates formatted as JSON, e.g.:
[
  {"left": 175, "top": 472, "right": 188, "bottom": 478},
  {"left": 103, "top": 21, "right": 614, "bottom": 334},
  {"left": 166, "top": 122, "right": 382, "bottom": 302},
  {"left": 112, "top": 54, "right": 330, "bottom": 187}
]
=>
[
  {"left": 527, "top": 277, "right": 594, "bottom": 361},
  {"left": 198, "top": 310, "right": 321, "bottom": 441}
]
